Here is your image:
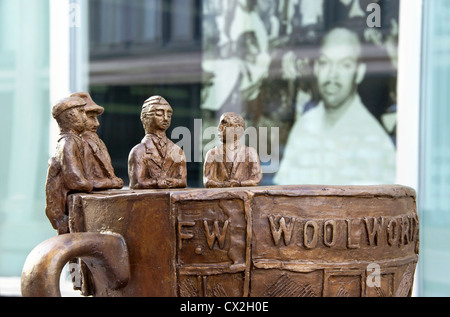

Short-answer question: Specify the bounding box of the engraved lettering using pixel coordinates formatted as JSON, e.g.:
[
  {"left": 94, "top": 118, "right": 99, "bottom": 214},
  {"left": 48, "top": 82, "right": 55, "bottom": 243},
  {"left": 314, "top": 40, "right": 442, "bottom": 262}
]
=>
[
  {"left": 178, "top": 221, "right": 196, "bottom": 250},
  {"left": 323, "top": 220, "right": 337, "bottom": 248},
  {"left": 303, "top": 221, "right": 319, "bottom": 249},
  {"left": 264, "top": 214, "right": 418, "bottom": 251},
  {"left": 268, "top": 216, "right": 295, "bottom": 246},
  {"left": 412, "top": 214, "right": 420, "bottom": 253},
  {"left": 203, "top": 220, "right": 229, "bottom": 249},
  {"left": 409, "top": 215, "right": 418, "bottom": 243},
  {"left": 400, "top": 215, "right": 410, "bottom": 245},
  {"left": 346, "top": 219, "right": 361, "bottom": 249},
  {"left": 364, "top": 217, "right": 385, "bottom": 246},
  {"left": 386, "top": 217, "right": 400, "bottom": 246}
]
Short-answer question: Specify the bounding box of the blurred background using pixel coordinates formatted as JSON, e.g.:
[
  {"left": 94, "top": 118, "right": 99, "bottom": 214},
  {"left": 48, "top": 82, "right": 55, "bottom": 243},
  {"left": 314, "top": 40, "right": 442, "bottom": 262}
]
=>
[{"left": 0, "top": 0, "right": 449, "bottom": 297}]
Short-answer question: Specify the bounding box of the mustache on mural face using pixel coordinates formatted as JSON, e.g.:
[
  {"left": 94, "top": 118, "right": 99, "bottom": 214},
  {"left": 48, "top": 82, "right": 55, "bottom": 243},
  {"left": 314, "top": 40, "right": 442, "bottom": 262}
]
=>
[{"left": 321, "top": 81, "right": 342, "bottom": 93}]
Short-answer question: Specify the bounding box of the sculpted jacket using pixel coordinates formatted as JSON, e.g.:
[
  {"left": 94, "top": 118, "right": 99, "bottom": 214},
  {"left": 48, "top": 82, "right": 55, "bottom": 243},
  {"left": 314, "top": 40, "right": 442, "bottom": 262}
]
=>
[
  {"left": 82, "top": 131, "right": 123, "bottom": 189},
  {"left": 128, "top": 134, "right": 187, "bottom": 189},
  {"left": 45, "top": 132, "right": 93, "bottom": 232},
  {"left": 203, "top": 143, "right": 262, "bottom": 188}
]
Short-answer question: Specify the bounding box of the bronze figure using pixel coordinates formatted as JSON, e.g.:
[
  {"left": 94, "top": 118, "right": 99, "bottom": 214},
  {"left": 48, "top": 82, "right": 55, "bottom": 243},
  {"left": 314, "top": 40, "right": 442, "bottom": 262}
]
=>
[
  {"left": 45, "top": 97, "right": 93, "bottom": 235},
  {"left": 204, "top": 112, "right": 262, "bottom": 188},
  {"left": 128, "top": 96, "right": 187, "bottom": 189},
  {"left": 70, "top": 92, "right": 124, "bottom": 190}
]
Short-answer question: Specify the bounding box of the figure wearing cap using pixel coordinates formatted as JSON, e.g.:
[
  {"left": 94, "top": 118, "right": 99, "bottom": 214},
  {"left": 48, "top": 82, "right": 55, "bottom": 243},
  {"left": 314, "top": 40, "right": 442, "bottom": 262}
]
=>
[
  {"left": 128, "top": 96, "right": 187, "bottom": 189},
  {"left": 45, "top": 96, "right": 93, "bottom": 234},
  {"left": 70, "top": 92, "right": 124, "bottom": 190}
]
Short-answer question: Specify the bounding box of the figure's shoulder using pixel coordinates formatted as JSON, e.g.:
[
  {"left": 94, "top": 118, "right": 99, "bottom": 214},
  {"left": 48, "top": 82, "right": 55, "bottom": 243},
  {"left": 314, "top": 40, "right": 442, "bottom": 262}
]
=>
[
  {"left": 81, "top": 132, "right": 100, "bottom": 144},
  {"left": 58, "top": 133, "right": 84, "bottom": 152},
  {"left": 58, "top": 133, "right": 77, "bottom": 144},
  {"left": 205, "top": 145, "right": 222, "bottom": 159},
  {"left": 168, "top": 139, "right": 182, "bottom": 151},
  {"left": 129, "top": 142, "right": 146, "bottom": 157}
]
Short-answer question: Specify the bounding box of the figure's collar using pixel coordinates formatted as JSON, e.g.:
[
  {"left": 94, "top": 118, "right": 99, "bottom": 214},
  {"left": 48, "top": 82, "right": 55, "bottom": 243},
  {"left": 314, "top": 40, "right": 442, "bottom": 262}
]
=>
[
  {"left": 223, "top": 141, "right": 242, "bottom": 152},
  {"left": 146, "top": 132, "right": 167, "bottom": 141}
]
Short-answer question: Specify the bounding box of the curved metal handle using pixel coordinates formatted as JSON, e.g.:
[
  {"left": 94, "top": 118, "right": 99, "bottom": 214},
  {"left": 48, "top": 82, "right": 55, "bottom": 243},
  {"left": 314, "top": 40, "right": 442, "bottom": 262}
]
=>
[{"left": 21, "top": 232, "right": 130, "bottom": 297}]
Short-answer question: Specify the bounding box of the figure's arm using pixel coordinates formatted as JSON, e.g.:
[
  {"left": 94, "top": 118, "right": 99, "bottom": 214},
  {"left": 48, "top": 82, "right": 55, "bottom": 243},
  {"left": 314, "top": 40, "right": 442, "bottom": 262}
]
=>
[
  {"left": 203, "top": 149, "right": 224, "bottom": 188},
  {"left": 128, "top": 146, "right": 157, "bottom": 189},
  {"left": 45, "top": 157, "right": 69, "bottom": 234},
  {"left": 92, "top": 177, "right": 124, "bottom": 190},
  {"left": 173, "top": 150, "right": 188, "bottom": 188},
  {"left": 240, "top": 148, "right": 262, "bottom": 187},
  {"left": 60, "top": 139, "right": 93, "bottom": 192},
  {"left": 89, "top": 139, "right": 124, "bottom": 190},
  {"left": 98, "top": 143, "right": 125, "bottom": 189},
  {"left": 161, "top": 148, "right": 187, "bottom": 188}
]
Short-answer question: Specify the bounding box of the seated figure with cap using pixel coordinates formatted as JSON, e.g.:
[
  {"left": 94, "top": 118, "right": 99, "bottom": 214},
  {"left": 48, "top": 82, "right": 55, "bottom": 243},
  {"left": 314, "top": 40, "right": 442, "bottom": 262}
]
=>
[
  {"left": 128, "top": 96, "right": 187, "bottom": 189},
  {"left": 45, "top": 96, "right": 94, "bottom": 234},
  {"left": 70, "top": 92, "right": 124, "bottom": 190}
]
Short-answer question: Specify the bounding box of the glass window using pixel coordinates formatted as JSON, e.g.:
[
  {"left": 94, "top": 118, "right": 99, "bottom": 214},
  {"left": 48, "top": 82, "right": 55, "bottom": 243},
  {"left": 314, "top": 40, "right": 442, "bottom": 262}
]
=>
[
  {"left": 419, "top": 0, "right": 450, "bottom": 297},
  {"left": 90, "top": 0, "right": 399, "bottom": 189},
  {"left": 89, "top": 0, "right": 203, "bottom": 187},
  {"left": 0, "top": 0, "right": 54, "bottom": 277}
]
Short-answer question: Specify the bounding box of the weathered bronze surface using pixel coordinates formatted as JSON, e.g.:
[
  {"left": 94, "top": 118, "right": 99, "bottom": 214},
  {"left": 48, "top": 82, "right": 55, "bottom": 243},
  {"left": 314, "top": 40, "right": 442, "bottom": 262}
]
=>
[
  {"left": 21, "top": 232, "right": 129, "bottom": 297},
  {"left": 71, "top": 92, "right": 124, "bottom": 190},
  {"left": 23, "top": 185, "right": 419, "bottom": 297},
  {"left": 45, "top": 94, "right": 123, "bottom": 235},
  {"left": 204, "top": 112, "right": 262, "bottom": 188},
  {"left": 128, "top": 96, "right": 187, "bottom": 189},
  {"left": 45, "top": 97, "right": 93, "bottom": 235}
]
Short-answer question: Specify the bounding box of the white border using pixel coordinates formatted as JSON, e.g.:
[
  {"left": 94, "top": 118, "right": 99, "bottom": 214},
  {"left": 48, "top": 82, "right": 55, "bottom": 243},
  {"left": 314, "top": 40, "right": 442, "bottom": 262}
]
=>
[
  {"left": 397, "top": 0, "right": 423, "bottom": 297},
  {"left": 397, "top": 0, "right": 423, "bottom": 191},
  {"left": 49, "top": 0, "right": 71, "bottom": 155}
]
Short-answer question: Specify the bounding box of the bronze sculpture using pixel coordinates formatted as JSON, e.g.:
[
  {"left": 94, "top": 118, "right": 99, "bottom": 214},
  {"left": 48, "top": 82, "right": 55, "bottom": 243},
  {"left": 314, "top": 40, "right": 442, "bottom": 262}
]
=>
[
  {"left": 128, "top": 96, "right": 187, "bottom": 189},
  {"left": 45, "top": 96, "right": 93, "bottom": 235},
  {"left": 204, "top": 112, "right": 262, "bottom": 188},
  {"left": 71, "top": 92, "right": 124, "bottom": 190},
  {"left": 23, "top": 185, "right": 419, "bottom": 297},
  {"left": 23, "top": 95, "right": 419, "bottom": 298}
]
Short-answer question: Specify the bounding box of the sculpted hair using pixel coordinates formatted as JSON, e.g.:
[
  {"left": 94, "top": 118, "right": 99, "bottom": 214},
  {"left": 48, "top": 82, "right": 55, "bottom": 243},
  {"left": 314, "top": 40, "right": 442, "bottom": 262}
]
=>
[
  {"left": 141, "top": 95, "right": 171, "bottom": 122},
  {"left": 222, "top": 112, "right": 245, "bottom": 130}
]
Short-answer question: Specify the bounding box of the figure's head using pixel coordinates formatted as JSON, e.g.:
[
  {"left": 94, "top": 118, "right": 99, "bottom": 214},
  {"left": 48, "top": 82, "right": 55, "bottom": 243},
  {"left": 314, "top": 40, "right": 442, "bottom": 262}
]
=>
[
  {"left": 70, "top": 92, "right": 104, "bottom": 133},
  {"left": 52, "top": 96, "right": 88, "bottom": 134},
  {"left": 141, "top": 96, "right": 173, "bottom": 134},
  {"left": 218, "top": 112, "right": 245, "bottom": 144},
  {"left": 314, "top": 27, "right": 366, "bottom": 110}
]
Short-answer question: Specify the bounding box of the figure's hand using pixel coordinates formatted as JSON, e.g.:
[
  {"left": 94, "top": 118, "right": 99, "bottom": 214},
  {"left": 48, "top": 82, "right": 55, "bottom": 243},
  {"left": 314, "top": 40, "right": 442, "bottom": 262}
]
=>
[
  {"left": 222, "top": 180, "right": 232, "bottom": 187},
  {"left": 157, "top": 179, "right": 169, "bottom": 189},
  {"left": 165, "top": 179, "right": 176, "bottom": 188},
  {"left": 112, "top": 177, "right": 124, "bottom": 189},
  {"left": 229, "top": 180, "right": 241, "bottom": 187}
]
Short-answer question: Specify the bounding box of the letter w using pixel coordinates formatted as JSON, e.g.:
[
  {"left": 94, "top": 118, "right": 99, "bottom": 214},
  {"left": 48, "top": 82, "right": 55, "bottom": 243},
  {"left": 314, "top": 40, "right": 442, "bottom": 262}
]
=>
[
  {"left": 364, "top": 217, "right": 384, "bottom": 246},
  {"left": 269, "top": 216, "right": 295, "bottom": 246},
  {"left": 204, "top": 220, "right": 229, "bottom": 249}
]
